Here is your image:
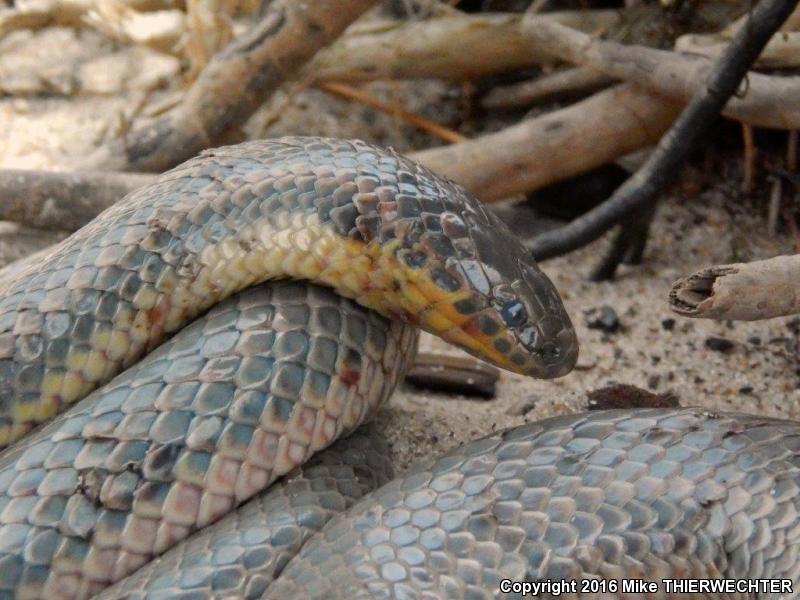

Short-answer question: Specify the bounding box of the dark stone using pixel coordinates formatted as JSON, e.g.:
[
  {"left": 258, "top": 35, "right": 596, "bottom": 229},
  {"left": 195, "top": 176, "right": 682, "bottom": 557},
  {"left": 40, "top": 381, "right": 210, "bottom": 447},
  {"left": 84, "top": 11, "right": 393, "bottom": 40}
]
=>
[
  {"left": 705, "top": 336, "right": 735, "bottom": 352},
  {"left": 661, "top": 318, "right": 676, "bottom": 331},
  {"left": 586, "top": 305, "right": 620, "bottom": 333}
]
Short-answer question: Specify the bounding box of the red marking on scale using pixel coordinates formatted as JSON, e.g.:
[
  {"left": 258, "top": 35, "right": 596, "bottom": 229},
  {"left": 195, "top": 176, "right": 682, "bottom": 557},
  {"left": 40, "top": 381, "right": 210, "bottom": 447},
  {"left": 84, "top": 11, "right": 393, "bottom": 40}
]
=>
[{"left": 339, "top": 367, "right": 361, "bottom": 386}]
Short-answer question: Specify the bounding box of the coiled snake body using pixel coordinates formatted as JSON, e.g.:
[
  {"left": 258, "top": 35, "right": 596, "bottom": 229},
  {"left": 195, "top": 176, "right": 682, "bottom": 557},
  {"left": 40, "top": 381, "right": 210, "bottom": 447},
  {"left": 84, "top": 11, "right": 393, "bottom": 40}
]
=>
[{"left": 0, "top": 137, "right": 796, "bottom": 599}]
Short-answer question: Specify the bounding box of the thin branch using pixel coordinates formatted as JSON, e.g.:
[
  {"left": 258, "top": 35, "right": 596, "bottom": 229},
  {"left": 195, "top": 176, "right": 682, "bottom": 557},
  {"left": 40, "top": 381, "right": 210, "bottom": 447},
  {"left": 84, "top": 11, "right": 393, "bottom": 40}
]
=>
[
  {"left": 522, "top": 17, "right": 800, "bottom": 129},
  {"left": 481, "top": 66, "right": 613, "bottom": 110},
  {"left": 0, "top": 169, "right": 156, "bottom": 230},
  {"left": 405, "top": 352, "right": 499, "bottom": 398},
  {"left": 768, "top": 175, "right": 783, "bottom": 235},
  {"left": 676, "top": 31, "right": 800, "bottom": 69},
  {"left": 318, "top": 82, "right": 467, "bottom": 143},
  {"left": 788, "top": 129, "right": 798, "bottom": 168},
  {"left": 676, "top": 5, "right": 800, "bottom": 67},
  {"left": 527, "top": 0, "right": 800, "bottom": 261},
  {"left": 742, "top": 122, "right": 756, "bottom": 193},
  {"left": 309, "top": 10, "right": 623, "bottom": 83}
]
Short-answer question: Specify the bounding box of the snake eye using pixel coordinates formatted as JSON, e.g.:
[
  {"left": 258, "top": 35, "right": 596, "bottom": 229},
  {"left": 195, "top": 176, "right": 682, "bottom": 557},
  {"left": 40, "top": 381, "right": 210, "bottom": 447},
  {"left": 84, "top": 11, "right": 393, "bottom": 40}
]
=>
[{"left": 499, "top": 300, "right": 527, "bottom": 328}]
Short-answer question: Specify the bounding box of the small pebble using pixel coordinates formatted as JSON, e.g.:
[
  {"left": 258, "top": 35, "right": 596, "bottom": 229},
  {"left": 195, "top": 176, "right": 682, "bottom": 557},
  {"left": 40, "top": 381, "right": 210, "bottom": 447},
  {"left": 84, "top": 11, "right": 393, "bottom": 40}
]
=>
[
  {"left": 661, "top": 318, "right": 675, "bottom": 331},
  {"left": 705, "top": 336, "right": 734, "bottom": 352},
  {"left": 739, "top": 386, "right": 754, "bottom": 395},
  {"left": 748, "top": 336, "right": 762, "bottom": 346},
  {"left": 587, "top": 305, "right": 620, "bottom": 333}
]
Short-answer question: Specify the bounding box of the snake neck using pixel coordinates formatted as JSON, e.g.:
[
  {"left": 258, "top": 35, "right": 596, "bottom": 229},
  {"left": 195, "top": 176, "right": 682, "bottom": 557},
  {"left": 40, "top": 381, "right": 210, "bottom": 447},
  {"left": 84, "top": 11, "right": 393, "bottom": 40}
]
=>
[{"left": 175, "top": 211, "right": 511, "bottom": 371}]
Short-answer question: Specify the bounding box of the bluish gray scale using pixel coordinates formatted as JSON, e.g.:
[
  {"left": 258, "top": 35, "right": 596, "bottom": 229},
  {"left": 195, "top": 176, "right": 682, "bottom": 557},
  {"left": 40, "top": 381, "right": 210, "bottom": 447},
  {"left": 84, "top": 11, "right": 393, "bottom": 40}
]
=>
[
  {"left": 0, "top": 280, "right": 415, "bottom": 598},
  {"left": 96, "top": 430, "right": 394, "bottom": 600},
  {"left": 265, "top": 409, "right": 800, "bottom": 599}
]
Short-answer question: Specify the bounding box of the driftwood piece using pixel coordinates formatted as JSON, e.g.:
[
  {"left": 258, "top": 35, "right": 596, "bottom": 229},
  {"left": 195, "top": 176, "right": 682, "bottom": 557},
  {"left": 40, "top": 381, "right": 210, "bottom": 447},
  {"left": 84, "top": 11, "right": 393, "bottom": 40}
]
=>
[
  {"left": 405, "top": 352, "right": 499, "bottom": 399},
  {"left": 0, "top": 169, "right": 156, "bottom": 230},
  {"left": 724, "top": 3, "right": 800, "bottom": 33},
  {"left": 414, "top": 83, "right": 681, "bottom": 202},
  {"left": 523, "top": 18, "right": 800, "bottom": 130},
  {"left": 87, "top": 0, "right": 377, "bottom": 172},
  {"left": 675, "top": 5, "right": 800, "bottom": 68},
  {"left": 309, "top": 11, "right": 622, "bottom": 83},
  {"left": 676, "top": 31, "right": 800, "bottom": 69},
  {"left": 669, "top": 255, "right": 800, "bottom": 320},
  {"left": 481, "top": 66, "right": 613, "bottom": 110},
  {"left": 314, "top": 2, "right": 746, "bottom": 84}
]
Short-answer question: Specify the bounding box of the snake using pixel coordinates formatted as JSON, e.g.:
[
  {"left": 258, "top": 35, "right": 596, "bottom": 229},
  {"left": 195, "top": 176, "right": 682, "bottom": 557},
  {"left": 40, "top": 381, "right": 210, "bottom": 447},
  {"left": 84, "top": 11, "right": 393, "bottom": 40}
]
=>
[{"left": 0, "top": 136, "right": 796, "bottom": 599}]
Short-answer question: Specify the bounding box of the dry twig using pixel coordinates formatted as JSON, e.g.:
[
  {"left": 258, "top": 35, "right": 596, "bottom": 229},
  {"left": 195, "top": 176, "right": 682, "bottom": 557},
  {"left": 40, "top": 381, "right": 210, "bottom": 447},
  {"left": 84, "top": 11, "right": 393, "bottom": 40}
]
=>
[
  {"left": 318, "top": 82, "right": 466, "bottom": 143},
  {"left": 676, "top": 31, "right": 800, "bottom": 69},
  {"left": 676, "top": 6, "right": 800, "bottom": 67},
  {"left": 309, "top": 11, "right": 622, "bottom": 83},
  {"left": 405, "top": 352, "right": 499, "bottom": 398},
  {"left": 768, "top": 175, "right": 783, "bottom": 235},
  {"left": 0, "top": 169, "right": 156, "bottom": 230},
  {"left": 481, "top": 66, "right": 613, "bottom": 110},
  {"left": 788, "top": 130, "right": 798, "bottom": 168},
  {"left": 522, "top": 18, "right": 800, "bottom": 130},
  {"left": 742, "top": 122, "right": 756, "bottom": 194}
]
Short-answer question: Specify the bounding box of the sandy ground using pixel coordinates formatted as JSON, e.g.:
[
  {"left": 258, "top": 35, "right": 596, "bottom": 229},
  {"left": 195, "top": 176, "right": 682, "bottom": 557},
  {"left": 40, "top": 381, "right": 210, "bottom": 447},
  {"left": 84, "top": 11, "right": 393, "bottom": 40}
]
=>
[{"left": 1, "top": 27, "right": 798, "bottom": 475}]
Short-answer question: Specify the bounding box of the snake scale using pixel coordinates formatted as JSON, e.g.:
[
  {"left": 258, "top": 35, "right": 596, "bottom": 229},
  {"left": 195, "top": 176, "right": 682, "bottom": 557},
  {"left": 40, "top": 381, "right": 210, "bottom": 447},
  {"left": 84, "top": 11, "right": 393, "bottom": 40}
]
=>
[{"left": 0, "top": 136, "right": 796, "bottom": 599}]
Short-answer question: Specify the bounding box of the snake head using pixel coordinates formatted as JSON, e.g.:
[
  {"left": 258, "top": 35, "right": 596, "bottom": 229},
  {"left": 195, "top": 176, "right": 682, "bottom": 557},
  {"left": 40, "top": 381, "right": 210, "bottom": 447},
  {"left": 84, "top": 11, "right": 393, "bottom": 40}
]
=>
[
  {"left": 286, "top": 137, "right": 579, "bottom": 379},
  {"left": 387, "top": 198, "right": 579, "bottom": 379},
  {"left": 432, "top": 249, "right": 579, "bottom": 380},
  {"left": 483, "top": 259, "right": 579, "bottom": 379}
]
